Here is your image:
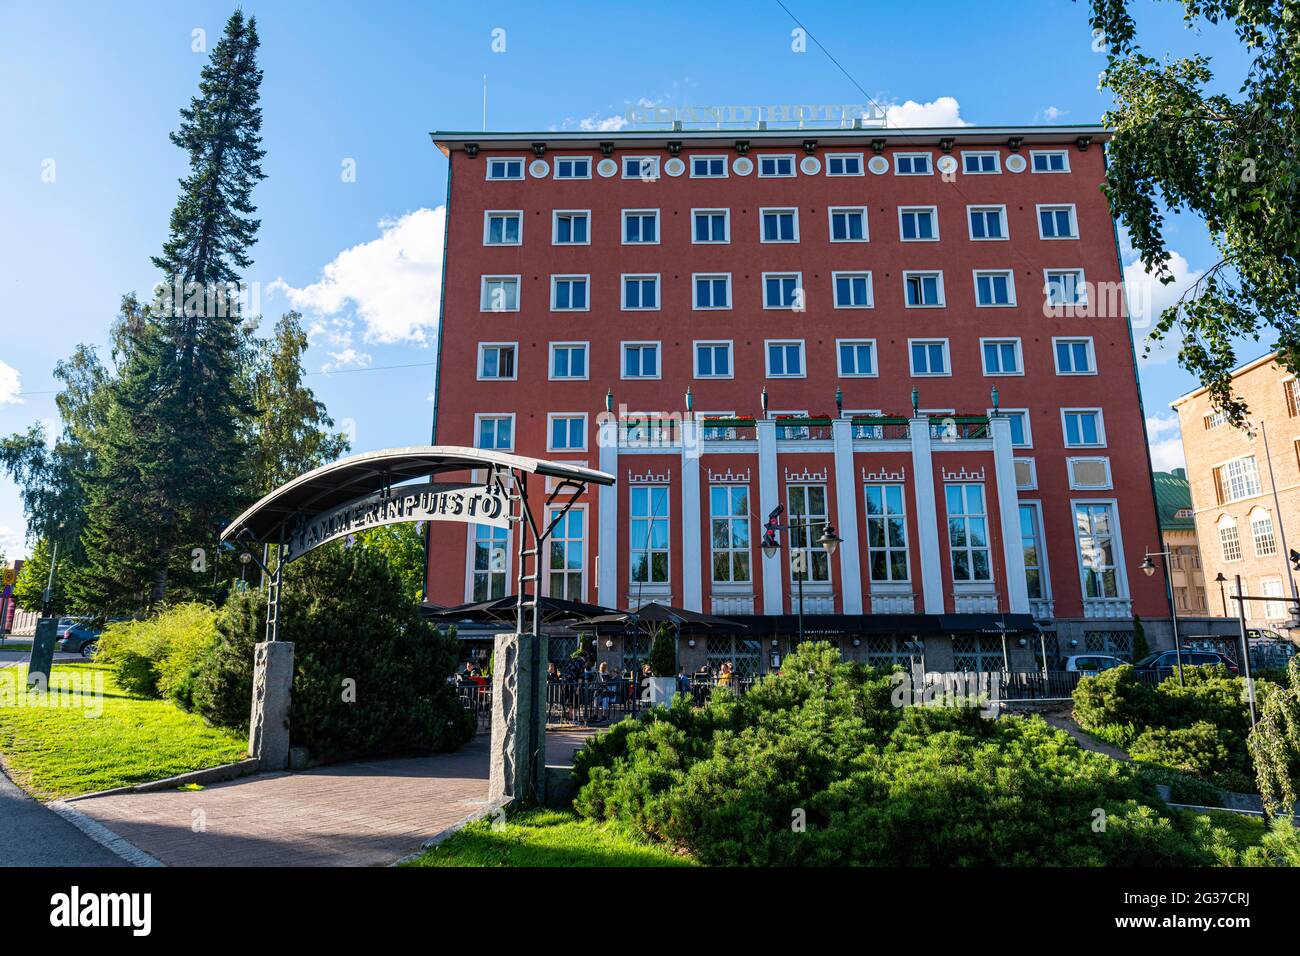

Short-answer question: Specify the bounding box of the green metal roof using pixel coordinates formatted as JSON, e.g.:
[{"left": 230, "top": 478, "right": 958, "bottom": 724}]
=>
[{"left": 1152, "top": 470, "right": 1195, "bottom": 531}]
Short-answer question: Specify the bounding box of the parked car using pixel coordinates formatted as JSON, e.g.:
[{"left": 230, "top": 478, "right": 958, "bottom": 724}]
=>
[
  {"left": 1251, "top": 639, "right": 1297, "bottom": 671},
  {"left": 59, "top": 622, "right": 103, "bottom": 658},
  {"left": 1132, "top": 650, "right": 1238, "bottom": 676},
  {"left": 1064, "top": 654, "right": 1125, "bottom": 674},
  {"left": 56, "top": 616, "right": 89, "bottom": 637}
]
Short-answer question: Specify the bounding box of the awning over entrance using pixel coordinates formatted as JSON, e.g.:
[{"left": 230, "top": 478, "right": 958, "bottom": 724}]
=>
[{"left": 710, "top": 612, "right": 1038, "bottom": 638}]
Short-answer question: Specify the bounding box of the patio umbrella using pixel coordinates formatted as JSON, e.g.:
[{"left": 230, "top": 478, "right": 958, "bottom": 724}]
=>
[
  {"left": 570, "top": 601, "right": 747, "bottom": 631},
  {"left": 427, "top": 594, "right": 620, "bottom": 627}
]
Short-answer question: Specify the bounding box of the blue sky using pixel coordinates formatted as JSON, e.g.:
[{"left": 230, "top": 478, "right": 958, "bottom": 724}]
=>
[{"left": 0, "top": 0, "right": 1255, "bottom": 558}]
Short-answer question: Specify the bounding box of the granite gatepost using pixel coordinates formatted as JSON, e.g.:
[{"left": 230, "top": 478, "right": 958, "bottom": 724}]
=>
[
  {"left": 248, "top": 641, "right": 294, "bottom": 770},
  {"left": 489, "top": 631, "right": 547, "bottom": 805}
]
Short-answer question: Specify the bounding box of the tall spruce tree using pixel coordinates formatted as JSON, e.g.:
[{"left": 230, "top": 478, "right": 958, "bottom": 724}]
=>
[{"left": 79, "top": 12, "right": 265, "bottom": 609}]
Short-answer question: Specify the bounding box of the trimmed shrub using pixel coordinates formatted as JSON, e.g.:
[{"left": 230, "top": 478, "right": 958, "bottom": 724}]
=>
[
  {"left": 1129, "top": 722, "right": 1254, "bottom": 793},
  {"left": 648, "top": 628, "right": 676, "bottom": 678},
  {"left": 95, "top": 603, "right": 218, "bottom": 704}
]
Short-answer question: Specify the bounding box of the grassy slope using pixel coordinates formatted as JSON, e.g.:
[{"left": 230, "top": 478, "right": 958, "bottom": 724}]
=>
[
  {"left": 402, "top": 808, "right": 697, "bottom": 868},
  {"left": 0, "top": 662, "right": 246, "bottom": 799}
]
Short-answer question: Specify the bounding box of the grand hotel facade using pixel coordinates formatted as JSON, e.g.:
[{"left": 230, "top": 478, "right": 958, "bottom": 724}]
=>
[{"left": 424, "top": 123, "right": 1171, "bottom": 675}]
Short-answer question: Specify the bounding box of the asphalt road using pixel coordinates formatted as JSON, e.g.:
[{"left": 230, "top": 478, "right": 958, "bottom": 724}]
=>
[{"left": 0, "top": 767, "right": 125, "bottom": 867}]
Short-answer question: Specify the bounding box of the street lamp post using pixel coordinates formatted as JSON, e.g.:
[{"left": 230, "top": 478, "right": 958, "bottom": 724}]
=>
[
  {"left": 1141, "top": 550, "right": 1185, "bottom": 686},
  {"left": 761, "top": 505, "right": 841, "bottom": 648},
  {"left": 41, "top": 521, "right": 66, "bottom": 619},
  {"left": 1214, "top": 572, "right": 1228, "bottom": 618}
]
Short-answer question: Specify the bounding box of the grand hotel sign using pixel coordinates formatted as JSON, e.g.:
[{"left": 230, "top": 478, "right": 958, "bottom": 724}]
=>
[
  {"left": 624, "top": 103, "right": 888, "bottom": 127},
  {"left": 283, "top": 481, "right": 510, "bottom": 562}
]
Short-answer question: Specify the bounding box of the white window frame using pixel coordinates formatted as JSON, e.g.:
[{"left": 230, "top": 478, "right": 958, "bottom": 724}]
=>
[
  {"left": 1218, "top": 515, "right": 1243, "bottom": 562},
  {"left": 1044, "top": 268, "right": 1088, "bottom": 307},
  {"left": 476, "top": 341, "right": 518, "bottom": 381},
  {"left": 544, "top": 504, "right": 587, "bottom": 601},
  {"left": 621, "top": 208, "right": 660, "bottom": 245},
  {"left": 903, "top": 270, "right": 946, "bottom": 308},
  {"left": 620, "top": 273, "right": 661, "bottom": 312},
  {"left": 1261, "top": 577, "right": 1287, "bottom": 619},
  {"left": 1067, "top": 456, "right": 1114, "bottom": 491},
  {"left": 692, "top": 273, "right": 733, "bottom": 311},
  {"left": 757, "top": 153, "right": 797, "bottom": 178},
  {"left": 551, "top": 209, "right": 591, "bottom": 246},
  {"left": 548, "top": 341, "right": 589, "bottom": 381},
  {"left": 894, "top": 152, "right": 934, "bottom": 176},
  {"left": 759, "top": 207, "right": 800, "bottom": 243},
  {"left": 473, "top": 413, "right": 516, "bottom": 452},
  {"left": 908, "top": 338, "right": 951, "bottom": 377},
  {"left": 1030, "top": 149, "right": 1071, "bottom": 173},
  {"left": 828, "top": 206, "right": 870, "bottom": 243},
  {"left": 466, "top": 522, "right": 512, "bottom": 603},
  {"left": 550, "top": 274, "right": 591, "bottom": 312},
  {"left": 621, "top": 156, "right": 660, "bottom": 180},
  {"left": 547, "top": 412, "right": 589, "bottom": 453},
  {"left": 973, "top": 269, "right": 1017, "bottom": 307},
  {"left": 762, "top": 272, "right": 804, "bottom": 310},
  {"left": 620, "top": 340, "right": 662, "bottom": 381},
  {"left": 552, "top": 156, "right": 592, "bottom": 180},
  {"left": 764, "top": 339, "right": 807, "bottom": 379},
  {"left": 630, "top": 485, "right": 671, "bottom": 586},
  {"left": 689, "top": 154, "right": 729, "bottom": 179},
  {"left": 825, "top": 152, "right": 865, "bottom": 177},
  {"left": 1036, "top": 203, "right": 1079, "bottom": 240},
  {"left": 864, "top": 482, "right": 910, "bottom": 583},
  {"left": 836, "top": 338, "right": 878, "bottom": 378},
  {"left": 832, "top": 271, "right": 874, "bottom": 309},
  {"left": 482, "top": 210, "right": 523, "bottom": 246},
  {"left": 945, "top": 483, "right": 994, "bottom": 584},
  {"left": 480, "top": 274, "right": 521, "bottom": 313},
  {"left": 485, "top": 156, "right": 525, "bottom": 180},
  {"left": 709, "top": 485, "right": 753, "bottom": 585},
  {"left": 967, "top": 205, "right": 1008, "bottom": 241},
  {"left": 960, "top": 150, "right": 1001, "bottom": 174},
  {"left": 992, "top": 408, "right": 1033, "bottom": 448},
  {"left": 1062, "top": 408, "right": 1107, "bottom": 448},
  {"left": 1071, "top": 498, "right": 1130, "bottom": 601},
  {"left": 898, "top": 205, "right": 939, "bottom": 242},
  {"left": 1250, "top": 507, "right": 1278, "bottom": 557},
  {"left": 1052, "top": 337, "right": 1097, "bottom": 375},
  {"left": 693, "top": 340, "right": 734, "bottom": 380},
  {"left": 1019, "top": 500, "right": 1052, "bottom": 603},
  {"left": 980, "top": 338, "right": 1024, "bottom": 377},
  {"left": 691, "top": 208, "right": 731, "bottom": 244}
]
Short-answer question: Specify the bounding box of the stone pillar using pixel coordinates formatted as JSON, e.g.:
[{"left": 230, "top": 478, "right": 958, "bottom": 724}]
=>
[
  {"left": 489, "top": 631, "right": 547, "bottom": 805},
  {"left": 991, "top": 416, "right": 1030, "bottom": 614},
  {"left": 248, "top": 641, "right": 294, "bottom": 770},
  {"left": 831, "top": 418, "right": 863, "bottom": 614},
  {"left": 680, "top": 419, "right": 703, "bottom": 613},
  {"left": 26, "top": 617, "right": 58, "bottom": 689},
  {"left": 598, "top": 418, "right": 619, "bottom": 608},
  {"left": 909, "top": 417, "right": 945, "bottom": 613},
  {"left": 757, "top": 419, "right": 783, "bottom": 614}
]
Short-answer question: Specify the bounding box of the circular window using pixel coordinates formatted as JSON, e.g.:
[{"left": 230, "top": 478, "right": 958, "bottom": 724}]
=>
[
  {"left": 732, "top": 156, "right": 754, "bottom": 176},
  {"left": 596, "top": 158, "right": 618, "bottom": 177},
  {"left": 867, "top": 155, "right": 890, "bottom": 175},
  {"left": 528, "top": 159, "right": 550, "bottom": 178},
  {"left": 1006, "top": 154, "right": 1027, "bottom": 174}
]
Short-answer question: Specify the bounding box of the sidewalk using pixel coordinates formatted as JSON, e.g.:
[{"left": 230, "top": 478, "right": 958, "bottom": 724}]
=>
[{"left": 0, "top": 765, "right": 125, "bottom": 867}]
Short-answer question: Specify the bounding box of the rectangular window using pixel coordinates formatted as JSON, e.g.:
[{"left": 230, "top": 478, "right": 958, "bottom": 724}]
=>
[
  {"left": 787, "top": 484, "right": 831, "bottom": 583},
  {"left": 1031, "top": 150, "right": 1070, "bottom": 173},
  {"left": 553, "top": 211, "right": 590, "bottom": 245},
  {"left": 694, "top": 341, "right": 733, "bottom": 378},
  {"left": 1002, "top": 410, "right": 1031, "bottom": 447},
  {"left": 622, "top": 342, "right": 660, "bottom": 379},
  {"left": 904, "top": 271, "right": 944, "bottom": 307},
  {"left": 1063, "top": 409, "right": 1105, "bottom": 447},
  {"left": 909, "top": 339, "right": 949, "bottom": 376},
  {"left": 547, "top": 508, "right": 584, "bottom": 601},
  {"left": 946, "top": 484, "right": 992, "bottom": 582},
  {"left": 981, "top": 338, "right": 1022, "bottom": 375},
  {"left": 1251, "top": 510, "right": 1278, "bottom": 557},
  {"left": 833, "top": 271, "right": 873, "bottom": 308},
  {"left": 472, "top": 525, "right": 509, "bottom": 601},
  {"left": 1045, "top": 269, "right": 1087, "bottom": 306},
  {"left": 622, "top": 209, "right": 659, "bottom": 244},
  {"left": 484, "top": 211, "right": 521, "bottom": 245},
  {"left": 1019, "top": 504, "right": 1046, "bottom": 600},
  {"left": 974, "top": 270, "right": 1015, "bottom": 306},
  {"left": 899, "top": 206, "right": 938, "bottom": 241},
  {"left": 554, "top": 156, "right": 590, "bottom": 179},
  {"left": 894, "top": 153, "right": 932, "bottom": 175},
  {"left": 758, "top": 154, "right": 795, "bottom": 177},
  {"left": 690, "top": 155, "right": 728, "bottom": 178},
  {"left": 1220, "top": 522, "right": 1243, "bottom": 562},
  {"left": 475, "top": 414, "right": 513, "bottom": 451},
  {"left": 710, "top": 486, "right": 752, "bottom": 584},
  {"left": 551, "top": 275, "right": 589, "bottom": 311},
  {"left": 486, "top": 157, "right": 524, "bottom": 180},
  {"left": 1262, "top": 578, "right": 1286, "bottom": 620},
  {"left": 481, "top": 276, "right": 520, "bottom": 312},
  {"left": 1038, "top": 204, "right": 1078, "bottom": 239},
  {"left": 761, "top": 208, "right": 799, "bottom": 242},
  {"left": 1286, "top": 379, "right": 1300, "bottom": 417},
  {"left": 766, "top": 340, "right": 805, "bottom": 377},
  {"left": 837, "top": 339, "right": 876, "bottom": 377},
  {"left": 477, "top": 343, "right": 516, "bottom": 380},
  {"left": 1075, "top": 503, "right": 1121, "bottom": 598},
  {"left": 1054, "top": 338, "right": 1095, "bottom": 374},
  {"left": 692, "top": 209, "right": 730, "bottom": 243},
  {"left": 968, "top": 206, "right": 1007, "bottom": 240},
  {"left": 622, "top": 156, "right": 659, "bottom": 180},
  {"left": 630, "top": 486, "right": 670, "bottom": 584},
  {"left": 763, "top": 273, "right": 802, "bottom": 309},
  {"left": 865, "top": 484, "right": 908, "bottom": 582},
  {"left": 693, "top": 273, "right": 732, "bottom": 309},
  {"left": 549, "top": 342, "right": 587, "bottom": 380},
  {"left": 829, "top": 206, "right": 868, "bottom": 242},
  {"left": 962, "top": 151, "right": 1000, "bottom": 174},
  {"left": 548, "top": 414, "right": 586, "bottom": 452},
  {"left": 1216, "top": 456, "right": 1261, "bottom": 502},
  {"left": 826, "top": 153, "right": 864, "bottom": 176},
  {"left": 622, "top": 274, "right": 659, "bottom": 310}
]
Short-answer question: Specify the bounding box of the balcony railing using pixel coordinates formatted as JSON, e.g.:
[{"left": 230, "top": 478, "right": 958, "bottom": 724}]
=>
[
  {"left": 699, "top": 417, "right": 757, "bottom": 442},
  {"left": 775, "top": 416, "right": 833, "bottom": 441},
  {"left": 850, "top": 415, "right": 910, "bottom": 440},
  {"left": 929, "top": 415, "right": 991, "bottom": 441}
]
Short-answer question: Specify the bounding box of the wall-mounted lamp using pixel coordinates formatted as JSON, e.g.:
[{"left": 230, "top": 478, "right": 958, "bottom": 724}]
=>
[
  {"left": 990, "top": 385, "right": 1000, "bottom": 414},
  {"left": 852, "top": 638, "right": 861, "bottom": 647},
  {"left": 771, "top": 638, "right": 779, "bottom": 647},
  {"left": 1017, "top": 637, "right": 1027, "bottom": 648},
  {"left": 604, "top": 639, "right": 613, "bottom": 650},
  {"left": 687, "top": 638, "right": 696, "bottom": 648},
  {"left": 1069, "top": 638, "right": 1079, "bottom": 648}
]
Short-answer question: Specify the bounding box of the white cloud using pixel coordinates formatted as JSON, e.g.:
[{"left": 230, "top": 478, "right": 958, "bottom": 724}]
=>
[
  {"left": 321, "top": 348, "right": 372, "bottom": 373},
  {"left": 338, "top": 417, "right": 358, "bottom": 446},
  {"left": 271, "top": 207, "right": 445, "bottom": 346},
  {"left": 1124, "top": 248, "right": 1202, "bottom": 364},
  {"left": 0, "top": 360, "right": 23, "bottom": 405},
  {"left": 882, "top": 97, "right": 970, "bottom": 128},
  {"left": 1035, "top": 106, "right": 1069, "bottom": 122},
  {"left": 1145, "top": 413, "right": 1186, "bottom": 472},
  {"left": 0, "top": 524, "right": 24, "bottom": 559}
]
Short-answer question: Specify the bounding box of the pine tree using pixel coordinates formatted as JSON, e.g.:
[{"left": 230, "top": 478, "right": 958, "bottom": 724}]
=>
[{"left": 79, "top": 13, "right": 265, "bottom": 609}]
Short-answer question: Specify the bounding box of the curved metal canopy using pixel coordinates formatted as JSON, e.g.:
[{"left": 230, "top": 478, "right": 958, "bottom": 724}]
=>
[{"left": 221, "top": 445, "right": 614, "bottom": 543}]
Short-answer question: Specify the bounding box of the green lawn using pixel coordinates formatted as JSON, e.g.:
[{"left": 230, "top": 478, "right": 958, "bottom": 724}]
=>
[
  {"left": 402, "top": 808, "right": 697, "bottom": 867},
  {"left": 0, "top": 662, "right": 247, "bottom": 800}
]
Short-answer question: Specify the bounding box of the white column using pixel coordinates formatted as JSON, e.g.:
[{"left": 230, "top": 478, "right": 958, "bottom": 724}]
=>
[
  {"left": 757, "top": 419, "right": 783, "bottom": 615},
  {"left": 910, "top": 417, "right": 945, "bottom": 613},
  {"left": 831, "top": 418, "right": 862, "bottom": 613},
  {"left": 680, "top": 419, "right": 703, "bottom": 612},
  {"left": 597, "top": 418, "right": 619, "bottom": 608},
  {"left": 991, "top": 416, "right": 1030, "bottom": 613}
]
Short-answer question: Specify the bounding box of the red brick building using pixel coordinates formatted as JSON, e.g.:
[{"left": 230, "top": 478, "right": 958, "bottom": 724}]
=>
[{"left": 425, "top": 123, "right": 1169, "bottom": 675}]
